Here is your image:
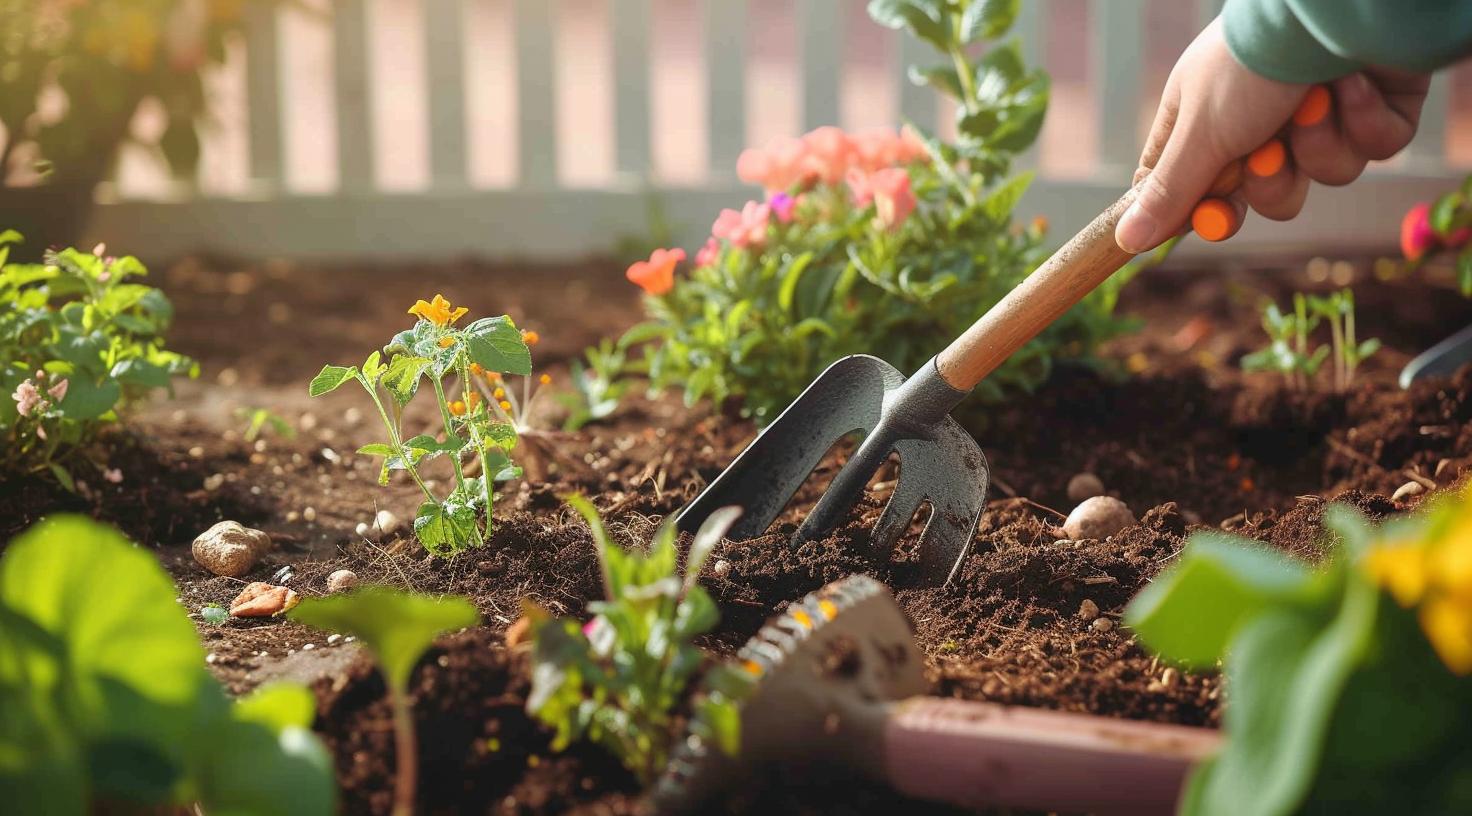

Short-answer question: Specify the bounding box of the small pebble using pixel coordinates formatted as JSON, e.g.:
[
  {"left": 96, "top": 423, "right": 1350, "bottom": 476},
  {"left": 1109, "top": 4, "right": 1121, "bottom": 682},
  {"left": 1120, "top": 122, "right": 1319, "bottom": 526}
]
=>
[
  {"left": 1066, "top": 472, "right": 1106, "bottom": 503},
  {"left": 375, "top": 509, "right": 403, "bottom": 535},
  {"left": 205, "top": 653, "right": 218, "bottom": 664},
  {"left": 1062, "top": 496, "right": 1136, "bottom": 541},
  {"left": 328, "top": 569, "right": 358, "bottom": 593},
  {"left": 254, "top": 439, "right": 268, "bottom": 453},
  {"left": 286, "top": 510, "right": 300, "bottom": 523},
  {"left": 203, "top": 473, "right": 225, "bottom": 491},
  {"left": 1161, "top": 667, "right": 1179, "bottom": 688},
  {"left": 321, "top": 447, "right": 341, "bottom": 465},
  {"left": 303, "top": 506, "right": 317, "bottom": 522},
  {"left": 713, "top": 559, "right": 731, "bottom": 578},
  {"left": 1078, "top": 599, "right": 1100, "bottom": 622},
  {"left": 327, "top": 634, "right": 342, "bottom": 644},
  {"left": 356, "top": 522, "right": 371, "bottom": 537},
  {"left": 303, "top": 643, "right": 315, "bottom": 651},
  {"left": 1392, "top": 481, "right": 1424, "bottom": 502},
  {"left": 299, "top": 413, "right": 318, "bottom": 431},
  {"left": 1435, "top": 458, "right": 1453, "bottom": 479},
  {"left": 344, "top": 407, "right": 364, "bottom": 425},
  {"left": 189, "top": 446, "right": 205, "bottom": 458},
  {"left": 1091, "top": 617, "right": 1115, "bottom": 633},
  {"left": 192, "top": 521, "right": 272, "bottom": 577}
]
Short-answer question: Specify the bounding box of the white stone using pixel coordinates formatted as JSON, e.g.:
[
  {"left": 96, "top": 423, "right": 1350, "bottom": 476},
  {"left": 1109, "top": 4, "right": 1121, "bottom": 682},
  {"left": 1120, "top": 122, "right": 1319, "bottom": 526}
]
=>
[
  {"left": 1062, "top": 496, "right": 1136, "bottom": 541},
  {"left": 192, "top": 521, "right": 272, "bottom": 577},
  {"left": 1392, "top": 481, "right": 1424, "bottom": 502},
  {"left": 1066, "top": 472, "right": 1106, "bottom": 503},
  {"left": 327, "top": 569, "right": 358, "bottom": 593}
]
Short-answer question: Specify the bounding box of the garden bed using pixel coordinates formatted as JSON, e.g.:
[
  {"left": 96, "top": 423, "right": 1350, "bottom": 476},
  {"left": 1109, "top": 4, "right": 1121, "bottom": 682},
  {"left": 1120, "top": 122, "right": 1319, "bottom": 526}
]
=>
[{"left": 4, "top": 252, "right": 1471, "bottom": 815}]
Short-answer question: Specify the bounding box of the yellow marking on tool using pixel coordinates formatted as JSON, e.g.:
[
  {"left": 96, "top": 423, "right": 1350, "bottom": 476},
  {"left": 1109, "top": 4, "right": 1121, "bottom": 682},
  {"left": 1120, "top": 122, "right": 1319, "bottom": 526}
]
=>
[
  {"left": 818, "top": 599, "right": 838, "bottom": 620},
  {"left": 791, "top": 609, "right": 813, "bottom": 628},
  {"left": 742, "top": 660, "right": 764, "bottom": 676}
]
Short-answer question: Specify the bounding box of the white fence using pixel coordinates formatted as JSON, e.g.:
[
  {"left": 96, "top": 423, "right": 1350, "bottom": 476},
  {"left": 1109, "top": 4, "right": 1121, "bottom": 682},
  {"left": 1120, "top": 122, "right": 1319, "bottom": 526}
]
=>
[{"left": 87, "top": 0, "right": 1472, "bottom": 261}]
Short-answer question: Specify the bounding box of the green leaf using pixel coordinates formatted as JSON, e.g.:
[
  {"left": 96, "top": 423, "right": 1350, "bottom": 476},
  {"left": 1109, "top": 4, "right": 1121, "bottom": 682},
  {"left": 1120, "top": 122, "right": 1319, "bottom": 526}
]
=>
[
  {"left": 959, "top": 0, "right": 1018, "bottom": 41},
  {"left": 308, "top": 365, "right": 358, "bottom": 397},
  {"left": 1125, "top": 532, "right": 1320, "bottom": 668},
  {"left": 356, "top": 443, "right": 396, "bottom": 457},
  {"left": 361, "top": 350, "right": 386, "bottom": 383},
  {"left": 1430, "top": 191, "right": 1462, "bottom": 237},
  {"left": 981, "top": 171, "right": 1033, "bottom": 223},
  {"left": 109, "top": 359, "right": 172, "bottom": 389},
  {"left": 47, "top": 463, "right": 76, "bottom": 493},
  {"left": 1185, "top": 577, "right": 1379, "bottom": 816},
  {"left": 906, "top": 64, "right": 965, "bottom": 98},
  {"left": 464, "top": 316, "right": 532, "bottom": 376},
  {"left": 866, "top": 0, "right": 950, "bottom": 48},
  {"left": 290, "top": 586, "right": 479, "bottom": 691},
  {"left": 381, "top": 355, "right": 431, "bottom": 406},
  {"left": 1459, "top": 251, "right": 1472, "bottom": 296},
  {"left": 232, "top": 684, "right": 317, "bottom": 733},
  {"left": 693, "top": 695, "right": 742, "bottom": 757},
  {"left": 54, "top": 376, "right": 122, "bottom": 421},
  {"left": 411, "top": 500, "right": 479, "bottom": 555}
]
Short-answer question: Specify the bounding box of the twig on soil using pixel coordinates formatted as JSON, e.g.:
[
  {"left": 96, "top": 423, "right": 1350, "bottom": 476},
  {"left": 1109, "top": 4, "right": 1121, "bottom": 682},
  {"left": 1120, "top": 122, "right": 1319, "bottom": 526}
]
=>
[
  {"left": 1403, "top": 469, "right": 1437, "bottom": 490},
  {"left": 990, "top": 474, "right": 1019, "bottom": 497},
  {"left": 1326, "top": 435, "right": 1377, "bottom": 469}
]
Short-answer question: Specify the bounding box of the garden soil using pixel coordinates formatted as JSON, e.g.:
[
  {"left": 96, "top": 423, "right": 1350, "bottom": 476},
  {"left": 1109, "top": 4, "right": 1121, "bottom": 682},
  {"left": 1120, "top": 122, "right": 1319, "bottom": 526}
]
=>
[{"left": 3, "top": 251, "right": 1471, "bottom": 815}]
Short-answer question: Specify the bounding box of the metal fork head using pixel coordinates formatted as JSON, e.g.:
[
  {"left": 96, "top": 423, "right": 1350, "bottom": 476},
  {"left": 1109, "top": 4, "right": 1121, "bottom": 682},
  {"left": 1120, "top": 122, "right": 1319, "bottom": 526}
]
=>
[{"left": 676, "top": 354, "right": 988, "bottom": 585}]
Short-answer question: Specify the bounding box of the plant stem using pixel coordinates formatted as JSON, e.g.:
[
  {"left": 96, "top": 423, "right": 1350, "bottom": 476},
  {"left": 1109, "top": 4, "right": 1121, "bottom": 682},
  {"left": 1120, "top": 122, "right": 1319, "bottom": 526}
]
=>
[
  {"left": 1345, "top": 291, "right": 1358, "bottom": 387},
  {"left": 459, "top": 364, "right": 496, "bottom": 521},
  {"left": 1328, "top": 302, "right": 1345, "bottom": 392},
  {"left": 389, "top": 684, "right": 418, "bottom": 816},
  {"left": 431, "top": 375, "right": 483, "bottom": 545},
  {"left": 363, "top": 381, "right": 438, "bottom": 504}
]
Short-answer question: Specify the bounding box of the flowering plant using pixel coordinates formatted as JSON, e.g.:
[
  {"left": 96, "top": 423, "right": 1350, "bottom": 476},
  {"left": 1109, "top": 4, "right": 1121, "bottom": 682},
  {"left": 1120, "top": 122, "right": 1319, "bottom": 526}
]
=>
[
  {"left": 1126, "top": 489, "right": 1472, "bottom": 815},
  {"left": 1401, "top": 176, "right": 1472, "bottom": 294},
  {"left": 592, "top": 0, "right": 1136, "bottom": 424},
  {"left": 0, "top": 0, "right": 266, "bottom": 186},
  {"left": 310, "top": 295, "right": 544, "bottom": 555},
  {"left": 1, "top": 231, "right": 197, "bottom": 488}
]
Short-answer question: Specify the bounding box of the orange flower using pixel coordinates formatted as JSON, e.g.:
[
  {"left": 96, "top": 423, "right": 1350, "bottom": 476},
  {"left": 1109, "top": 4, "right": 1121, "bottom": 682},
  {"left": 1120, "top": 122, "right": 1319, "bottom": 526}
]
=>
[
  {"left": 438, "top": 336, "right": 456, "bottom": 348},
  {"left": 470, "top": 363, "right": 485, "bottom": 376},
  {"left": 449, "top": 400, "right": 467, "bottom": 416},
  {"left": 499, "top": 400, "right": 512, "bottom": 411},
  {"left": 539, "top": 374, "right": 551, "bottom": 385},
  {"left": 408, "top": 294, "right": 469, "bottom": 327},
  {"left": 493, "top": 387, "right": 505, "bottom": 399},
  {"left": 626, "top": 248, "right": 686, "bottom": 296},
  {"left": 521, "top": 329, "right": 540, "bottom": 346},
  {"left": 467, "top": 391, "right": 482, "bottom": 409}
]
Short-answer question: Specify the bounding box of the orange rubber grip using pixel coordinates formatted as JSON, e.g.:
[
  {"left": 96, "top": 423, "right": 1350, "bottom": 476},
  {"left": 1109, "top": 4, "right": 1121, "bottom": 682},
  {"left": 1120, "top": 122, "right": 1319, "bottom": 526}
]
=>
[{"left": 1187, "top": 84, "right": 1330, "bottom": 243}]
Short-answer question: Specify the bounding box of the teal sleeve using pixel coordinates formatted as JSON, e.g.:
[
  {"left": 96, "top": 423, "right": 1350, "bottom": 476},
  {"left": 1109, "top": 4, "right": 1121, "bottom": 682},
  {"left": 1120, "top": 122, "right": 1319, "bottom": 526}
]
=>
[{"left": 1222, "top": 0, "right": 1472, "bottom": 84}]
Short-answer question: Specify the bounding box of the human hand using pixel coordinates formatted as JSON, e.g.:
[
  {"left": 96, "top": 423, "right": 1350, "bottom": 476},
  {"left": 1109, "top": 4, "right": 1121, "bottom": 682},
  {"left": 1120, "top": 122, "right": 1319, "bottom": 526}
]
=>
[{"left": 1116, "top": 17, "right": 1431, "bottom": 253}]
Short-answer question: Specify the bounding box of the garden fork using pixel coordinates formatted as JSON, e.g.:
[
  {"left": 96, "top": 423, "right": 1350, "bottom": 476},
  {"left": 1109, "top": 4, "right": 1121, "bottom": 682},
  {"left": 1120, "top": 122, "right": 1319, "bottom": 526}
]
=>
[{"left": 650, "top": 575, "right": 1219, "bottom": 814}]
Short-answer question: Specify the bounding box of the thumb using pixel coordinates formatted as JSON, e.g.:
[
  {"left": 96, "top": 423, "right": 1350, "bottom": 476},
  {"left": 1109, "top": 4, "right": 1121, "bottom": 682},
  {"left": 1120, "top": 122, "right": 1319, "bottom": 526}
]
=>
[{"left": 1115, "top": 127, "right": 1226, "bottom": 254}]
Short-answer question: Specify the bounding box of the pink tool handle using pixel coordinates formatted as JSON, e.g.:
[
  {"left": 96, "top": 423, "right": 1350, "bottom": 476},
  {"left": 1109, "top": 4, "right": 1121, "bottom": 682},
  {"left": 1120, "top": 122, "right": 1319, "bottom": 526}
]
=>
[{"left": 884, "top": 698, "right": 1220, "bottom": 815}]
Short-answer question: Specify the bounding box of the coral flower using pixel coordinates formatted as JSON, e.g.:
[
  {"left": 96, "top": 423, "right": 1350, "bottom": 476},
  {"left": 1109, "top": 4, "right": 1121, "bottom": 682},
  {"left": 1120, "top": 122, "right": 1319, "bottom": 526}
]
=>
[
  {"left": 626, "top": 248, "right": 686, "bottom": 296},
  {"left": 712, "top": 201, "right": 771, "bottom": 249},
  {"left": 801, "top": 126, "right": 853, "bottom": 186},
  {"left": 695, "top": 237, "right": 720, "bottom": 268},
  {"left": 1401, "top": 203, "right": 1437, "bottom": 261},
  {"left": 871, "top": 168, "right": 917, "bottom": 232},
  {"left": 409, "top": 294, "right": 469, "bottom": 327},
  {"left": 846, "top": 167, "right": 876, "bottom": 208},
  {"left": 46, "top": 378, "right": 68, "bottom": 402}
]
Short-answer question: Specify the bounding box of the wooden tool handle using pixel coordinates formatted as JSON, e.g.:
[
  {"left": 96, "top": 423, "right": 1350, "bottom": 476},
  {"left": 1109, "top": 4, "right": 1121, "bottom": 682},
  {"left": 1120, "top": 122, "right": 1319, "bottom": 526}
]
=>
[
  {"left": 936, "top": 192, "right": 1136, "bottom": 391},
  {"left": 883, "top": 698, "right": 1219, "bottom": 815}
]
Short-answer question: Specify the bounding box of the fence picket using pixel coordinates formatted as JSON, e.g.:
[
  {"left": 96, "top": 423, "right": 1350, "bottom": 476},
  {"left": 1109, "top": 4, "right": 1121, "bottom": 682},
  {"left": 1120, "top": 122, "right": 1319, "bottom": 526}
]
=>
[
  {"left": 334, "top": 0, "right": 374, "bottom": 193},
  {"left": 613, "top": 0, "right": 652, "bottom": 180},
  {"left": 897, "top": 30, "right": 935, "bottom": 133},
  {"left": 1407, "top": 73, "right": 1449, "bottom": 170},
  {"left": 515, "top": 0, "right": 558, "bottom": 187},
  {"left": 426, "top": 0, "right": 468, "bottom": 188},
  {"left": 1093, "top": 0, "right": 1144, "bottom": 174},
  {"left": 705, "top": 0, "right": 748, "bottom": 178},
  {"left": 245, "top": 2, "right": 283, "bottom": 188},
  {"left": 800, "top": 0, "right": 842, "bottom": 131}
]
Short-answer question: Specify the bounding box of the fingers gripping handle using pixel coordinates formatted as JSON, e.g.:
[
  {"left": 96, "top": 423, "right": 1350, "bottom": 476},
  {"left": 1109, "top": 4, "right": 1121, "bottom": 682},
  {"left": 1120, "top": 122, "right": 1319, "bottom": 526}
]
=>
[
  {"left": 936, "top": 192, "right": 1137, "bottom": 391},
  {"left": 882, "top": 698, "right": 1220, "bottom": 815},
  {"left": 1191, "top": 84, "right": 1331, "bottom": 241}
]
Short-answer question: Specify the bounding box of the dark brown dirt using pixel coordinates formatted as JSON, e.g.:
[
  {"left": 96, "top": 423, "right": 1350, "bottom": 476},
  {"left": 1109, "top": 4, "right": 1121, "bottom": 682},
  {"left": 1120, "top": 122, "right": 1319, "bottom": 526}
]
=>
[{"left": 5, "top": 251, "right": 1472, "bottom": 815}]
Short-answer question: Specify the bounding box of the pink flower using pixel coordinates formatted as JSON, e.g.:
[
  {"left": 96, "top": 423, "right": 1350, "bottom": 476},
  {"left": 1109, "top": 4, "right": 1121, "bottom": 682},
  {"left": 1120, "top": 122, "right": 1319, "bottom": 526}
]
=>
[
  {"left": 851, "top": 128, "right": 902, "bottom": 173},
  {"left": 12, "top": 380, "right": 42, "bottom": 417},
  {"left": 897, "top": 124, "right": 929, "bottom": 164},
  {"left": 47, "top": 378, "right": 68, "bottom": 402},
  {"left": 1402, "top": 203, "right": 1438, "bottom": 261},
  {"left": 768, "top": 192, "right": 797, "bottom": 224},
  {"left": 104, "top": 468, "right": 124, "bottom": 484},
  {"left": 871, "top": 168, "right": 916, "bottom": 232},
  {"left": 695, "top": 237, "right": 720, "bottom": 268},
  {"left": 846, "top": 168, "right": 876, "bottom": 208},
  {"left": 736, "top": 148, "right": 771, "bottom": 187},
  {"left": 800, "top": 126, "right": 853, "bottom": 186},
  {"left": 712, "top": 201, "right": 771, "bottom": 249}
]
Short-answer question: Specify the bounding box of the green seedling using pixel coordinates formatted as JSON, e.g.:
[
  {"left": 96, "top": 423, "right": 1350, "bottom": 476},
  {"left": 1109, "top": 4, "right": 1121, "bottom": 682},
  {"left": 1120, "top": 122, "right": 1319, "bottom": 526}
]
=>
[
  {"left": 525, "top": 498, "right": 742, "bottom": 785},
  {"left": 1125, "top": 494, "right": 1472, "bottom": 815},
  {"left": 1306, "top": 289, "right": 1380, "bottom": 392},
  {"left": 290, "top": 586, "right": 479, "bottom": 816},
  {"left": 310, "top": 294, "right": 532, "bottom": 555},
  {"left": 239, "top": 406, "right": 296, "bottom": 442},
  {"left": 1, "top": 233, "right": 198, "bottom": 488},
  {"left": 559, "top": 338, "right": 628, "bottom": 431},
  {"left": 1242, "top": 288, "right": 1379, "bottom": 392},
  {"left": 0, "top": 515, "right": 334, "bottom": 815}
]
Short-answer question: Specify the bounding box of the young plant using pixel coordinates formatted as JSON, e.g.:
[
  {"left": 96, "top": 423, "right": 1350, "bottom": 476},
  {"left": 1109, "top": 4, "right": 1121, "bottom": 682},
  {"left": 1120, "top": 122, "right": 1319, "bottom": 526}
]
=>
[
  {"left": 1, "top": 232, "right": 198, "bottom": 488},
  {"left": 558, "top": 338, "right": 628, "bottom": 432},
  {"left": 525, "top": 498, "right": 742, "bottom": 785},
  {"left": 290, "top": 586, "right": 479, "bottom": 816},
  {"left": 568, "top": 0, "right": 1140, "bottom": 428},
  {"left": 1125, "top": 490, "right": 1472, "bottom": 815},
  {"left": 309, "top": 294, "right": 533, "bottom": 555},
  {"left": 0, "top": 515, "right": 335, "bottom": 815},
  {"left": 1241, "top": 288, "right": 1380, "bottom": 392},
  {"left": 239, "top": 405, "right": 296, "bottom": 443},
  {"left": 1401, "top": 177, "right": 1472, "bottom": 294}
]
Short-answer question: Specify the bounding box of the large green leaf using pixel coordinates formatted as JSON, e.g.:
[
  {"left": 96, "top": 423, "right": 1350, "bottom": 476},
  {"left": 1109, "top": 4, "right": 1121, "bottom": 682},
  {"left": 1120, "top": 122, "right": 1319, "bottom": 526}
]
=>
[
  {"left": 464, "top": 316, "right": 532, "bottom": 376},
  {"left": 308, "top": 365, "right": 359, "bottom": 397},
  {"left": 290, "top": 586, "right": 479, "bottom": 691},
  {"left": 381, "top": 355, "right": 431, "bottom": 406},
  {"left": 410, "top": 499, "right": 479, "bottom": 554},
  {"left": 54, "top": 376, "right": 122, "bottom": 421},
  {"left": 1126, "top": 532, "right": 1320, "bottom": 668}
]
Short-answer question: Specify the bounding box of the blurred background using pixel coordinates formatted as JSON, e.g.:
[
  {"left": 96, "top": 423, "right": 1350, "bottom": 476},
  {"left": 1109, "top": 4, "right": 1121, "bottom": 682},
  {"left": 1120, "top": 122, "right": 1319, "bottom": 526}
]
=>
[{"left": 4, "top": 0, "right": 1472, "bottom": 262}]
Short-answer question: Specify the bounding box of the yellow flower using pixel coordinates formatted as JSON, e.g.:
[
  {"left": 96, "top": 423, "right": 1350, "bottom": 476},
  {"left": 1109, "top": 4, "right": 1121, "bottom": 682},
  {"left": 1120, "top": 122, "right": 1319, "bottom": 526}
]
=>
[
  {"left": 493, "top": 387, "right": 505, "bottom": 399},
  {"left": 1365, "top": 542, "right": 1428, "bottom": 607},
  {"left": 1420, "top": 596, "right": 1472, "bottom": 675},
  {"left": 539, "top": 374, "right": 551, "bottom": 385},
  {"left": 469, "top": 363, "right": 485, "bottom": 376},
  {"left": 521, "top": 330, "right": 540, "bottom": 346},
  {"left": 449, "top": 401, "right": 466, "bottom": 416},
  {"left": 408, "top": 294, "right": 469, "bottom": 327},
  {"left": 1429, "top": 516, "right": 1472, "bottom": 600},
  {"left": 438, "top": 336, "right": 456, "bottom": 348},
  {"left": 499, "top": 400, "right": 512, "bottom": 411}
]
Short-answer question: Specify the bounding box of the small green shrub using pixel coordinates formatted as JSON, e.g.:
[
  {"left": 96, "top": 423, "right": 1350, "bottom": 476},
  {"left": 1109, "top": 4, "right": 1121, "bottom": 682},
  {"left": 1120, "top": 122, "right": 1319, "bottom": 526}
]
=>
[
  {"left": 310, "top": 293, "right": 538, "bottom": 555},
  {"left": 0, "top": 233, "right": 197, "bottom": 488},
  {"left": 589, "top": 0, "right": 1141, "bottom": 426},
  {"left": 525, "top": 498, "right": 742, "bottom": 785},
  {"left": 0, "top": 515, "right": 335, "bottom": 815},
  {"left": 1126, "top": 489, "right": 1472, "bottom": 815}
]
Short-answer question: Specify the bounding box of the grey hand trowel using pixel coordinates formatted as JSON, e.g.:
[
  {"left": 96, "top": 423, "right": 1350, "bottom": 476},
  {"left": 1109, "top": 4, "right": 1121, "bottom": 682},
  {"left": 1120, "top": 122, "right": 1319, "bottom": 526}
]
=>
[
  {"left": 651, "top": 574, "right": 1219, "bottom": 815},
  {"left": 675, "top": 195, "right": 1141, "bottom": 585}
]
